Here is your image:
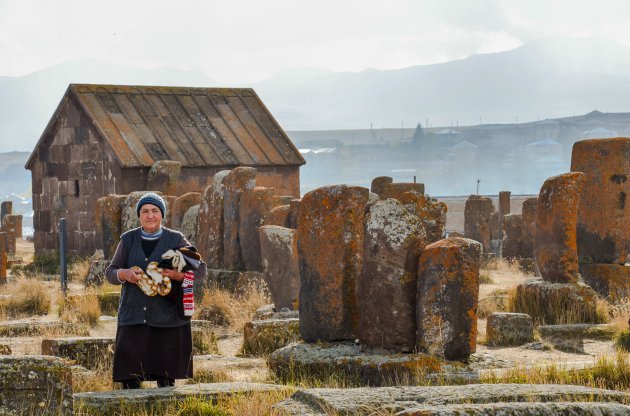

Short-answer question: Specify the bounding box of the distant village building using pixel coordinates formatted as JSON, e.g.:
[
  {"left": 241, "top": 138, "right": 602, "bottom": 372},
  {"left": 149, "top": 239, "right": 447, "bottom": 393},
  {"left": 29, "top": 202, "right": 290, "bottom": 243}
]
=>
[{"left": 26, "top": 84, "right": 304, "bottom": 256}]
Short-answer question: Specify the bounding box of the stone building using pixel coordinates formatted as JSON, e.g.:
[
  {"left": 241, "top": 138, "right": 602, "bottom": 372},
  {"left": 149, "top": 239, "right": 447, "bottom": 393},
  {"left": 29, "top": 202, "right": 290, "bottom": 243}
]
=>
[{"left": 26, "top": 84, "right": 304, "bottom": 256}]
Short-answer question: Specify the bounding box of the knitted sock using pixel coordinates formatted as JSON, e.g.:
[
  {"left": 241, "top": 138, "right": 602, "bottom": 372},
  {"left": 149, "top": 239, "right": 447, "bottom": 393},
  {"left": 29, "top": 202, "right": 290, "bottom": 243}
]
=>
[{"left": 182, "top": 271, "right": 195, "bottom": 316}]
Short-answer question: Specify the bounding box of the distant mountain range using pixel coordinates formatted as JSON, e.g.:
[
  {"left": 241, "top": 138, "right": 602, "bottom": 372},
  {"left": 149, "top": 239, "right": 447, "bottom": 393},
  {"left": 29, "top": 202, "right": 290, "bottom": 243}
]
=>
[{"left": 2, "top": 35, "right": 630, "bottom": 154}]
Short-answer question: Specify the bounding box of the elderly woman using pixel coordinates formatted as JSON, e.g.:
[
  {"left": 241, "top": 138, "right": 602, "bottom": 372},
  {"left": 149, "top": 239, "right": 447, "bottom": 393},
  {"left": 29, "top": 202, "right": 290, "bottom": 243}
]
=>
[{"left": 105, "top": 192, "right": 207, "bottom": 389}]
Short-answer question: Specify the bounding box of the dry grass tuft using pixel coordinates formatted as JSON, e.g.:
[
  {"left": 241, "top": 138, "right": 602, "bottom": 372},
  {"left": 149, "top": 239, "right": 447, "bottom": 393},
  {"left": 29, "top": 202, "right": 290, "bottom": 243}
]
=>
[
  {"left": 0, "top": 277, "right": 51, "bottom": 318},
  {"left": 195, "top": 284, "right": 270, "bottom": 332},
  {"left": 477, "top": 289, "right": 509, "bottom": 319},
  {"left": 57, "top": 293, "right": 101, "bottom": 326},
  {"left": 68, "top": 257, "right": 91, "bottom": 283}
]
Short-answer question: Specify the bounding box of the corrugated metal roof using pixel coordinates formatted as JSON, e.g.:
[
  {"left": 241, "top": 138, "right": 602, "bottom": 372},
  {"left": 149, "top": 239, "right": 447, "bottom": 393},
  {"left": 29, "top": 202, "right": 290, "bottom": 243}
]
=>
[
  {"left": 29, "top": 84, "right": 305, "bottom": 169},
  {"left": 435, "top": 194, "right": 537, "bottom": 234}
]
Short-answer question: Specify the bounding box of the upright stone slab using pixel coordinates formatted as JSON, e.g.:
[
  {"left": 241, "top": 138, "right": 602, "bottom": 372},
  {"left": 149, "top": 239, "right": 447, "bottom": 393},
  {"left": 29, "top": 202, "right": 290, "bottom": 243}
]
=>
[
  {"left": 417, "top": 237, "right": 481, "bottom": 361},
  {"left": 299, "top": 185, "right": 369, "bottom": 342},
  {"left": 147, "top": 160, "right": 181, "bottom": 195},
  {"left": 535, "top": 172, "right": 586, "bottom": 283},
  {"left": 501, "top": 213, "right": 524, "bottom": 259},
  {"left": 172, "top": 192, "right": 202, "bottom": 230},
  {"left": 223, "top": 167, "right": 257, "bottom": 270},
  {"left": 521, "top": 197, "right": 538, "bottom": 258},
  {"left": 571, "top": 137, "right": 630, "bottom": 264},
  {"left": 3, "top": 214, "right": 22, "bottom": 240},
  {"left": 259, "top": 225, "right": 300, "bottom": 310},
  {"left": 0, "top": 355, "right": 73, "bottom": 415},
  {"left": 499, "top": 191, "right": 511, "bottom": 216},
  {"left": 370, "top": 176, "right": 393, "bottom": 197},
  {"left": 579, "top": 263, "right": 630, "bottom": 303},
  {"left": 197, "top": 170, "right": 230, "bottom": 268},
  {"left": 239, "top": 186, "right": 274, "bottom": 271},
  {"left": 265, "top": 205, "right": 290, "bottom": 227},
  {"left": 400, "top": 191, "right": 447, "bottom": 244},
  {"left": 486, "top": 312, "right": 533, "bottom": 346},
  {"left": 94, "top": 195, "right": 125, "bottom": 259},
  {"left": 464, "top": 195, "right": 493, "bottom": 252},
  {"left": 287, "top": 199, "right": 301, "bottom": 229},
  {"left": 359, "top": 199, "right": 426, "bottom": 351},
  {"left": 181, "top": 205, "right": 200, "bottom": 245},
  {"left": 0, "top": 201, "right": 12, "bottom": 222},
  {"left": 380, "top": 183, "right": 425, "bottom": 201}
]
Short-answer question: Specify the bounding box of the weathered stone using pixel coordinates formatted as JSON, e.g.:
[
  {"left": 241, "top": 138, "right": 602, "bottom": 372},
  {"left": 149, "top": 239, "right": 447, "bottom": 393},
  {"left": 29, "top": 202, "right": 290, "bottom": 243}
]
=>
[
  {"left": 171, "top": 191, "right": 201, "bottom": 230},
  {"left": 0, "top": 201, "right": 12, "bottom": 222},
  {"left": 180, "top": 204, "right": 200, "bottom": 245},
  {"left": 74, "top": 382, "right": 287, "bottom": 414},
  {"left": 535, "top": 172, "right": 586, "bottom": 283},
  {"left": 0, "top": 355, "right": 73, "bottom": 415},
  {"left": 41, "top": 337, "right": 115, "bottom": 370},
  {"left": 223, "top": 167, "right": 257, "bottom": 270},
  {"left": 97, "top": 291, "right": 120, "bottom": 316},
  {"left": 265, "top": 205, "right": 290, "bottom": 227},
  {"left": 94, "top": 195, "right": 125, "bottom": 258},
  {"left": 571, "top": 138, "right": 630, "bottom": 264},
  {"left": 499, "top": 191, "right": 511, "bottom": 216},
  {"left": 370, "top": 176, "right": 393, "bottom": 196},
  {"left": 400, "top": 191, "right": 447, "bottom": 244},
  {"left": 193, "top": 355, "right": 267, "bottom": 383},
  {"left": 242, "top": 318, "right": 300, "bottom": 356},
  {"left": 239, "top": 186, "right": 274, "bottom": 271},
  {"left": 0, "top": 238, "right": 6, "bottom": 284},
  {"left": 272, "top": 195, "right": 294, "bottom": 207},
  {"left": 147, "top": 160, "right": 181, "bottom": 195},
  {"left": 287, "top": 198, "right": 301, "bottom": 229},
  {"left": 486, "top": 312, "right": 533, "bottom": 346},
  {"left": 521, "top": 197, "right": 538, "bottom": 258},
  {"left": 298, "top": 185, "right": 369, "bottom": 342},
  {"left": 206, "top": 269, "right": 265, "bottom": 294},
  {"left": 538, "top": 323, "right": 616, "bottom": 353},
  {"left": 380, "top": 182, "right": 425, "bottom": 201},
  {"left": 512, "top": 279, "right": 599, "bottom": 325},
  {"left": 502, "top": 213, "right": 524, "bottom": 259},
  {"left": 197, "top": 171, "right": 230, "bottom": 268},
  {"left": 358, "top": 199, "right": 426, "bottom": 351},
  {"left": 464, "top": 195, "right": 493, "bottom": 252},
  {"left": 269, "top": 342, "right": 472, "bottom": 387},
  {"left": 275, "top": 384, "right": 630, "bottom": 416},
  {"left": 0, "top": 319, "right": 89, "bottom": 337},
  {"left": 84, "top": 249, "right": 109, "bottom": 286},
  {"left": 162, "top": 195, "right": 176, "bottom": 227},
  {"left": 254, "top": 304, "right": 299, "bottom": 321},
  {"left": 259, "top": 225, "right": 299, "bottom": 310},
  {"left": 580, "top": 263, "right": 630, "bottom": 303},
  {"left": 3, "top": 214, "right": 22, "bottom": 240},
  {"left": 417, "top": 237, "right": 482, "bottom": 361}
]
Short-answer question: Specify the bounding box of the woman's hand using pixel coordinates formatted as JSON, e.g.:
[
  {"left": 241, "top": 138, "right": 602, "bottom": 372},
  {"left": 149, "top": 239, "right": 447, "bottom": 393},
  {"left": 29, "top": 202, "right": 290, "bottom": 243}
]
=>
[
  {"left": 117, "top": 268, "right": 143, "bottom": 284},
  {"left": 161, "top": 268, "right": 184, "bottom": 282}
]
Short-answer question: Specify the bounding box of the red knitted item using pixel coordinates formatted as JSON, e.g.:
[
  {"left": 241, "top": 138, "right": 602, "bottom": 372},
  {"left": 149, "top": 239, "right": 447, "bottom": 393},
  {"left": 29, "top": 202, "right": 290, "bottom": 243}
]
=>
[{"left": 182, "top": 271, "right": 195, "bottom": 317}]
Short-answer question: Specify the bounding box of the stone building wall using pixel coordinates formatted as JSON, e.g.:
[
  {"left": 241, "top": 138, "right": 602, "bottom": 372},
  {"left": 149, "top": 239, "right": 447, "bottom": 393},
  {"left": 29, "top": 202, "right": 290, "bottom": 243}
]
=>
[{"left": 31, "top": 96, "right": 121, "bottom": 256}]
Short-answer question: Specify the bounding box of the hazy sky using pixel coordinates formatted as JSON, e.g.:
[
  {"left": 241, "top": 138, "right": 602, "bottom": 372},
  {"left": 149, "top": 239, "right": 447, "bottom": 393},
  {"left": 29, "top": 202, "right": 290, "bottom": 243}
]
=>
[{"left": 2, "top": 0, "right": 630, "bottom": 83}]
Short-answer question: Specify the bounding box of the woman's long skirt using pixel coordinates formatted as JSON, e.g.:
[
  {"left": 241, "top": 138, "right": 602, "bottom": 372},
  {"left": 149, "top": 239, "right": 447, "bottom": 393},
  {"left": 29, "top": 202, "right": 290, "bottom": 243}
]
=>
[{"left": 112, "top": 323, "right": 193, "bottom": 382}]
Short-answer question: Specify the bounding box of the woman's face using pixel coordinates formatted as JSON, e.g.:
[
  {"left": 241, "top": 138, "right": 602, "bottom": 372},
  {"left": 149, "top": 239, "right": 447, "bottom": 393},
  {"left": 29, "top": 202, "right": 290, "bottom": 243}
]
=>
[{"left": 139, "top": 203, "right": 163, "bottom": 233}]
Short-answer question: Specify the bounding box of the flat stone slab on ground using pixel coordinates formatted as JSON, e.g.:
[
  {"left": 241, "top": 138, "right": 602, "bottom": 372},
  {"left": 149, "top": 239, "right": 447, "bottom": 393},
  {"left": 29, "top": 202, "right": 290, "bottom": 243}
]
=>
[
  {"left": 397, "top": 402, "right": 630, "bottom": 415},
  {"left": 242, "top": 318, "right": 300, "bottom": 356},
  {"left": 537, "top": 324, "right": 617, "bottom": 353},
  {"left": 274, "top": 383, "right": 630, "bottom": 415},
  {"left": 269, "top": 342, "right": 476, "bottom": 386},
  {"left": 41, "top": 337, "right": 115, "bottom": 370},
  {"left": 74, "top": 382, "right": 287, "bottom": 414},
  {"left": 0, "top": 318, "right": 89, "bottom": 337},
  {"left": 193, "top": 355, "right": 267, "bottom": 382},
  {"left": 254, "top": 304, "right": 299, "bottom": 320},
  {"left": 0, "top": 355, "right": 73, "bottom": 416}
]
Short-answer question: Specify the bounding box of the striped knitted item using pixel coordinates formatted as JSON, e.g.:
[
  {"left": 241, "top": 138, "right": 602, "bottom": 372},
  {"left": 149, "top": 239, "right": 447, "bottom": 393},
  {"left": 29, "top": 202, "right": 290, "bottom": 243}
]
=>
[{"left": 182, "top": 271, "right": 195, "bottom": 317}]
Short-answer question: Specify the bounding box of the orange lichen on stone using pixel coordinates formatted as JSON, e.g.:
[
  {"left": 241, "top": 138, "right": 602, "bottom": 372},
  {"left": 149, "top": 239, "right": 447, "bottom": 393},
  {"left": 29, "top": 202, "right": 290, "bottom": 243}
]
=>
[
  {"left": 417, "top": 237, "right": 481, "bottom": 361},
  {"left": 298, "top": 185, "right": 369, "bottom": 342},
  {"left": 534, "top": 172, "right": 586, "bottom": 283},
  {"left": 571, "top": 137, "right": 630, "bottom": 265}
]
